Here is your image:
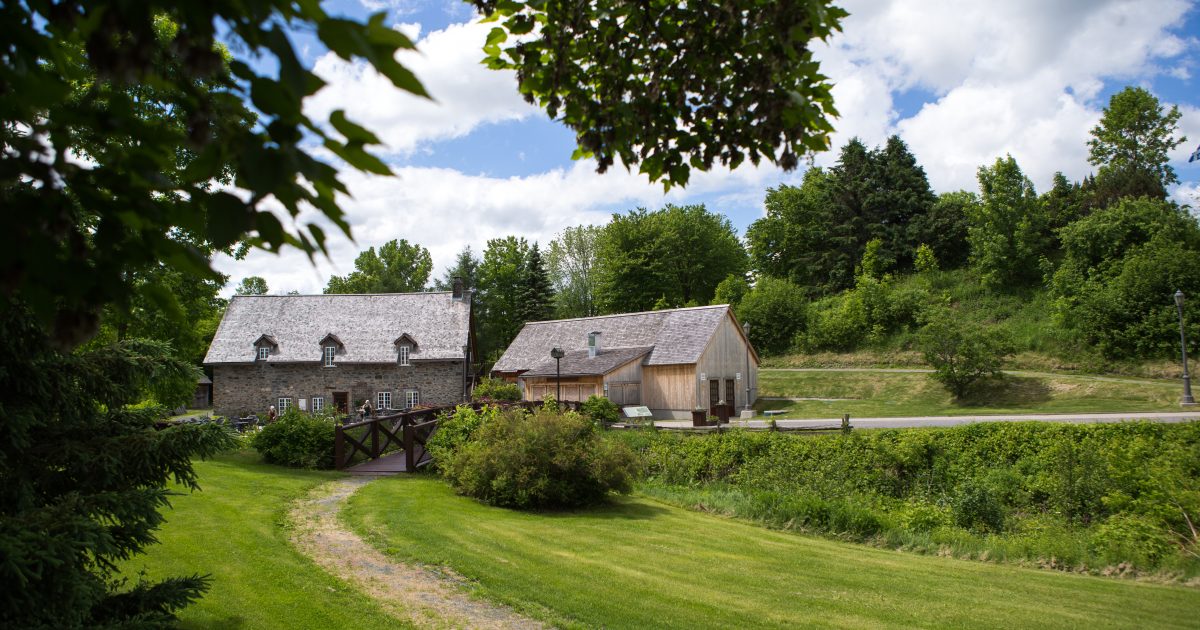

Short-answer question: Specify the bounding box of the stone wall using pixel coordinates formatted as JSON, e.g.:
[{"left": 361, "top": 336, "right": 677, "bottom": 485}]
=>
[{"left": 212, "top": 360, "right": 466, "bottom": 417}]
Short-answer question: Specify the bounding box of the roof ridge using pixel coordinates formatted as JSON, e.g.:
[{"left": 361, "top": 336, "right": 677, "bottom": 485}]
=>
[{"left": 525, "top": 303, "right": 728, "bottom": 325}]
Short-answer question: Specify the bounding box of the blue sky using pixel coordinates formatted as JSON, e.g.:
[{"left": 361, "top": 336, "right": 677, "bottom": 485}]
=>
[{"left": 217, "top": 0, "right": 1200, "bottom": 295}]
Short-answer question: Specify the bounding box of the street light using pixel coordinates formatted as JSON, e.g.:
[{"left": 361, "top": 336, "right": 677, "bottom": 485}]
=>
[
  {"left": 550, "top": 347, "right": 565, "bottom": 402},
  {"left": 1175, "top": 290, "right": 1196, "bottom": 405}
]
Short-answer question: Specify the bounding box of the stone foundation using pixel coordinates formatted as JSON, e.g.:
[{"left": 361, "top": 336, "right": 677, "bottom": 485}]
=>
[{"left": 212, "top": 360, "right": 466, "bottom": 417}]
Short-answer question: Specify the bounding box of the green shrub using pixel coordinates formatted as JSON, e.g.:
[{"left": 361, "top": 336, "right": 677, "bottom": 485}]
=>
[
  {"left": 1090, "top": 514, "right": 1174, "bottom": 565},
  {"left": 426, "top": 404, "right": 499, "bottom": 470},
  {"left": 250, "top": 408, "right": 336, "bottom": 469},
  {"left": 438, "top": 407, "right": 639, "bottom": 508},
  {"left": 952, "top": 477, "right": 1006, "bottom": 533},
  {"left": 471, "top": 376, "right": 522, "bottom": 402},
  {"left": 581, "top": 394, "right": 620, "bottom": 424},
  {"left": 918, "top": 311, "right": 1013, "bottom": 397}
]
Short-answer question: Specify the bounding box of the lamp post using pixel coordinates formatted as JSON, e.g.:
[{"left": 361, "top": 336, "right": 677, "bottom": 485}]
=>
[
  {"left": 743, "top": 322, "right": 752, "bottom": 412},
  {"left": 1175, "top": 290, "right": 1196, "bottom": 405},
  {"left": 550, "top": 347, "right": 565, "bottom": 402}
]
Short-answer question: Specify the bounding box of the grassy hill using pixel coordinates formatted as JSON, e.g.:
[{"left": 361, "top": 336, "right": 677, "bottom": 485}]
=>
[
  {"left": 767, "top": 268, "right": 1194, "bottom": 380},
  {"left": 756, "top": 369, "right": 1186, "bottom": 418}
]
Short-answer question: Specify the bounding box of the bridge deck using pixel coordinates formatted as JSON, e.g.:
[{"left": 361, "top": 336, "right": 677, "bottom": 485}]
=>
[{"left": 346, "top": 451, "right": 409, "bottom": 475}]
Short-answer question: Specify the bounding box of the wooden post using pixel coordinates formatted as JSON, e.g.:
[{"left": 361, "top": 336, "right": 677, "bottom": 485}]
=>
[
  {"left": 370, "top": 420, "right": 379, "bottom": 459},
  {"left": 334, "top": 424, "right": 344, "bottom": 470},
  {"left": 841, "top": 414, "right": 851, "bottom": 435},
  {"left": 404, "top": 421, "right": 415, "bottom": 472}
]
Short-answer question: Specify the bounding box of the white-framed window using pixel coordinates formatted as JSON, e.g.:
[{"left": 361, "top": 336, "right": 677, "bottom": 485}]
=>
[
  {"left": 323, "top": 345, "right": 336, "bottom": 367},
  {"left": 377, "top": 391, "right": 391, "bottom": 411},
  {"left": 312, "top": 396, "right": 325, "bottom": 412},
  {"left": 257, "top": 346, "right": 269, "bottom": 360},
  {"left": 398, "top": 343, "right": 411, "bottom": 366},
  {"left": 405, "top": 390, "right": 420, "bottom": 409},
  {"left": 278, "top": 397, "right": 292, "bottom": 412}
]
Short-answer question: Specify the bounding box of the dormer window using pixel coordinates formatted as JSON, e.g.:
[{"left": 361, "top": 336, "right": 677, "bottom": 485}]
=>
[
  {"left": 398, "top": 344, "right": 411, "bottom": 366},
  {"left": 253, "top": 334, "right": 278, "bottom": 362},
  {"left": 393, "top": 333, "right": 418, "bottom": 366},
  {"left": 319, "top": 333, "right": 344, "bottom": 368}
]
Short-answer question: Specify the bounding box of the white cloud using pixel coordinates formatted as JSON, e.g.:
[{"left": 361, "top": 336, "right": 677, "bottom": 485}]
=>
[
  {"left": 214, "top": 160, "right": 792, "bottom": 296},
  {"left": 813, "top": 0, "right": 1195, "bottom": 191},
  {"left": 305, "top": 18, "right": 537, "bottom": 154}
]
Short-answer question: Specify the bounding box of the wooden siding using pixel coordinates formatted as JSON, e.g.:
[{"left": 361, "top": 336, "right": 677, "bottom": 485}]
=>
[
  {"left": 695, "top": 312, "right": 759, "bottom": 409},
  {"left": 522, "top": 375, "right": 602, "bottom": 402},
  {"left": 604, "top": 355, "right": 644, "bottom": 384},
  {"left": 641, "top": 364, "right": 699, "bottom": 411}
]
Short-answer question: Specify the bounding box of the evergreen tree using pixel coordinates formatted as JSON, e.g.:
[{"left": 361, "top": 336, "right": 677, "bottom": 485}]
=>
[
  {"left": 0, "top": 304, "right": 234, "bottom": 627},
  {"left": 867, "top": 135, "right": 937, "bottom": 270},
  {"left": 433, "top": 246, "right": 481, "bottom": 292},
  {"left": 519, "top": 243, "right": 555, "bottom": 323},
  {"left": 476, "top": 237, "right": 531, "bottom": 362},
  {"left": 825, "top": 138, "right": 875, "bottom": 291},
  {"left": 909, "top": 191, "right": 976, "bottom": 270}
]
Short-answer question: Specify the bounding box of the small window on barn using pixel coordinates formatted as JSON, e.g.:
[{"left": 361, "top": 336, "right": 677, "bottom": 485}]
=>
[
  {"left": 312, "top": 396, "right": 325, "bottom": 412},
  {"left": 257, "top": 346, "right": 270, "bottom": 361},
  {"left": 405, "top": 389, "right": 420, "bottom": 409},
  {"left": 323, "top": 345, "right": 336, "bottom": 367},
  {"left": 398, "top": 344, "right": 411, "bottom": 366}
]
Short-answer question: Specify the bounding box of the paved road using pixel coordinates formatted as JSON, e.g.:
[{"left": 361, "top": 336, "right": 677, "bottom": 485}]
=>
[{"left": 656, "top": 411, "right": 1200, "bottom": 430}]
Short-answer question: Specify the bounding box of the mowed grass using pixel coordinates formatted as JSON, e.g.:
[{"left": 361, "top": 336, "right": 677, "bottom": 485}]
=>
[
  {"left": 117, "top": 452, "right": 404, "bottom": 629},
  {"left": 757, "top": 369, "right": 1183, "bottom": 418},
  {"left": 344, "top": 476, "right": 1200, "bottom": 629}
]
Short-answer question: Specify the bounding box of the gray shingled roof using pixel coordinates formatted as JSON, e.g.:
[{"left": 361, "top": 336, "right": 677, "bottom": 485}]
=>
[
  {"left": 204, "top": 293, "right": 471, "bottom": 364},
  {"left": 523, "top": 346, "right": 653, "bottom": 377},
  {"left": 492, "top": 305, "right": 731, "bottom": 373}
]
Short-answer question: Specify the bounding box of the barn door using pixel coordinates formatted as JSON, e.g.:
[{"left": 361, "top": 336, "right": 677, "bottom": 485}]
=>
[
  {"left": 726, "top": 379, "right": 736, "bottom": 407},
  {"left": 709, "top": 379, "right": 720, "bottom": 407}
]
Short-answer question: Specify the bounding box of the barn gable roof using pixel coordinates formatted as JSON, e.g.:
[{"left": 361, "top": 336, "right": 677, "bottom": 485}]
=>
[
  {"left": 492, "top": 305, "right": 734, "bottom": 373},
  {"left": 204, "top": 293, "right": 471, "bottom": 364},
  {"left": 522, "top": 346, "right": 653, "bottom": 377}
]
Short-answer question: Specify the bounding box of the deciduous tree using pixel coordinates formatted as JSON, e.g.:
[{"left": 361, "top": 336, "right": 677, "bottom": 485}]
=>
[
  {"left": 325, "top": 239, "right": 433, "bottom": 294},
  {"left": 547, "top": 225, "right": 601, "bottom": 319},
  {"left": 235, "top": 276, "right": 269, "bottom": 296},
  {"left": 1087, "top": 86, "right": 1186, "bottom": 202}
]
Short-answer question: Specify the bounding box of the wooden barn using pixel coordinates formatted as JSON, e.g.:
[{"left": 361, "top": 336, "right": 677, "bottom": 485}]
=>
[{"left": 491, "top": 305, "right": 759, "bottom": 419}]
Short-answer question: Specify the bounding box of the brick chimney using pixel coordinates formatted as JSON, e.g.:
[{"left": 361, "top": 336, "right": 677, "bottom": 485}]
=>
[{"left": 452, "top": 276, "right": 463, "bottom": 300}]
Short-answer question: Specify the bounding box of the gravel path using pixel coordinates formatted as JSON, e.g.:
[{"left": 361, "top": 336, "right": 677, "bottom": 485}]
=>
[{"left": 288, "top": 477, "right": 544, "bottom": 629}]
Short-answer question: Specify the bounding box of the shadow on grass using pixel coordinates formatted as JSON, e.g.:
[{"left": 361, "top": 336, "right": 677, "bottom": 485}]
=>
[
  {"left": 955, "top": 375, "right": 1052, "bottom": 408},
  {"left": 517, "top": 496, "right": 672, "bottom": 521}
]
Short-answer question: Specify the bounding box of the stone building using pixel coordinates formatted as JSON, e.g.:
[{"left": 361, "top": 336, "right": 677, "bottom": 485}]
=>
[
  {"left": 204, "top": 285, "right": 474, "bottom": 417},
  {"left": 491, "top": 305, "right": 759, "bottom": 419}
]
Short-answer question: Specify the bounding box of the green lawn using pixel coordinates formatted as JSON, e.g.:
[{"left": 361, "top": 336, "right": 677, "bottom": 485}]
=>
[
  {"left": 757, "top": 369, "right": 1183, "bottom": 418},
  {"left": 344, "top": 476, "right": 1200, "bottom": 629},
  {"left": 117, "top": 452, "right": 404, "bottom": 629}
]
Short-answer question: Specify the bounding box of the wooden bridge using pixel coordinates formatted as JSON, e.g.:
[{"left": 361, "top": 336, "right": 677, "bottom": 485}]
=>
[{"left": 335, "top": 400, "right": 584, "bottom": 475}]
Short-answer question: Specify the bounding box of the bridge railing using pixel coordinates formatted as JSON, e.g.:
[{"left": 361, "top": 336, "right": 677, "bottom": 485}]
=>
[{"left": 334, "top": 399, "right": 584, "bottom": 471}]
